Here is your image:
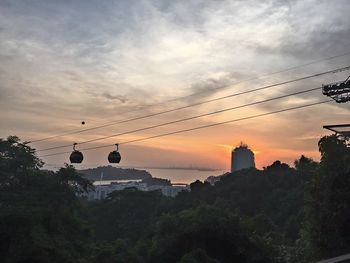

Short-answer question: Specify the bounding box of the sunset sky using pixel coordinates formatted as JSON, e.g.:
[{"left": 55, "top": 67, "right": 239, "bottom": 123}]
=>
[{"left": 1, "top": 0, "right": 350, "bottom": 170}]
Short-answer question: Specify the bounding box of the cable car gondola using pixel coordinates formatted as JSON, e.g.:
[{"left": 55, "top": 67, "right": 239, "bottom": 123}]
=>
[
  {"left": 70, "top": 143, "right": 84, "bottom": 163},
  {"left": 108, "top": 144, "right": 121, "bottom": 163}
]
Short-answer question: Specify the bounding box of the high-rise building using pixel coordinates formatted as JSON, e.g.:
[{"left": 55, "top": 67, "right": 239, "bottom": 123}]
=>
[{"left": 231, "top": 143, "right": 255, "bottom": 172}]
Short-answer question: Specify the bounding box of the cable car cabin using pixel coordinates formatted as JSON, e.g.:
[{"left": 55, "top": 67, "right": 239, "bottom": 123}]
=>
[
  {"left": 70, "top": 143, "right": 84, "bottom": 163},
  {"left": 108, "top": 150, "right": 121, "bottom": 163},
  {"left": 70, "top": 150, "right": 84, "bottom": 163}
]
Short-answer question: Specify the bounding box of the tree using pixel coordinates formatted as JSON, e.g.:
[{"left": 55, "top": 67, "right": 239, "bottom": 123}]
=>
[
  {"left": 178, "top": 248, "right": 220, "bottom": 263},
  {"left": 294, "top": 155, "right": 318, "bottom": 180},
  {"left": 56, "top": 164, "right": 94, "bottom": 193},
  {"left": 0, "top": 136, "right": 43, "bottom": 184},
  {"left": 89, "top": 188, "right": 166, "bottom": 242},
  {"left": 0, "top": 136, "right": 93, "bottom": 263},
  {"left": 149, "top": 205, "right": 270, "bottom": 263},
  {"left": 303, "top": 135, "right": 350, "bottom": 260},
  {"left": 264, "top": 160, "right": 291, "bottom": 172}
]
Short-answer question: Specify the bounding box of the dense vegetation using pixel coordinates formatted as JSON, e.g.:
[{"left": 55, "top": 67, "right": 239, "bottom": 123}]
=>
[
  {"left": 1, "top": 135, "right": 350, "bottom": 262},
  {"left": 80, "top": 166, "right": 171, "bottom": 186},
  {"left": 80, "top": 166, "right": 153, "bottom": 181}
]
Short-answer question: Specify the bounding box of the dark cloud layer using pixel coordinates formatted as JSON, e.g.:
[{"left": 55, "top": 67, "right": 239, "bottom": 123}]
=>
[{"left": 101, "top": 92, "right": 128, "bottom": 103}]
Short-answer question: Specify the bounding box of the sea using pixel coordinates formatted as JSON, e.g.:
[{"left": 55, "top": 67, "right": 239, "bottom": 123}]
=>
[
  {"left": 146, "top": 168, "right": 228, "bottom": 184},
  {"left": 94, "top": 168, "right": 228, "bottom": 185}
]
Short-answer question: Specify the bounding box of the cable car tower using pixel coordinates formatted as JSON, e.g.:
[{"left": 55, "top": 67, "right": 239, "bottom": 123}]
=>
[
  {"left": 323, "top": 124, "right": 350, "bottom": 146},
  {"left": 322, "top": 75, "right": 350, "bottom": 146},
  {"left": 322, "top": 75, "right": 350, "bottom": 103}
]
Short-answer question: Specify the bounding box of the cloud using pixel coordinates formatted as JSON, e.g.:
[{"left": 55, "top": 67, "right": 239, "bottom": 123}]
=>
[
  {"left": 1, "top": 0, "right": 350, "bottom": 167},
  {"left": 101, "top": 92, "right": 128, "bottom": 103}
]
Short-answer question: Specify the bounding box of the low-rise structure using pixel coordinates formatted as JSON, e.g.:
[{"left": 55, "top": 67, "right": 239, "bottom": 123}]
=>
[{"left": 81, "top": 181, "right": 190, "bottom": 200}]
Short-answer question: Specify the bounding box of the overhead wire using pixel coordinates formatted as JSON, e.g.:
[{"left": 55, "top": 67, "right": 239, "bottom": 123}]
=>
[
  {"left": 37, "top": 86, "right": 322, "bottom": 152},
  {"left": 27, "top": 51, "right": 350, "bottom": 144},
  {"left": 35, "top": 65, "right": 350, "bottom": 152},
  {"left": 39, "top": 99, "right": 333, "bottom": 158}
]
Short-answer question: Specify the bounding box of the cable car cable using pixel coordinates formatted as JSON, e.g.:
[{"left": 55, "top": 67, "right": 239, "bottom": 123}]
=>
[
  {"left": 27, "top": 52, "right": 350, "bottom": 144},
  {"left": 39, "top": 99, "right": 332, "bottom": 158},
  {"left": 35, "top": 65, "right": 350, "bottom": 152},
  {"left": 29, "top": 64, "right": 350, "bottom": 144},
  {"left": 37, "top": 86, "right": 322, "bottom": 152}
]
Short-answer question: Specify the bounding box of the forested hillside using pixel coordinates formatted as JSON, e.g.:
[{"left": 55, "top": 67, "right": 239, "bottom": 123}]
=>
[
  {"left": 79, "top": 166, "right": 152, "bottom": 181},
  {"left": 1, "top": 135, "right": 349, "bottom": 262}
]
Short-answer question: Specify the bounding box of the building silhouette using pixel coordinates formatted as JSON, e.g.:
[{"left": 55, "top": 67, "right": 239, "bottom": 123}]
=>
[{"left": 231, "top": 143, "right": 255, "bottom": 172}]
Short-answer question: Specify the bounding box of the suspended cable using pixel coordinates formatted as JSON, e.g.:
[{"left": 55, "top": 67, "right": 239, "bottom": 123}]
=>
[
  {"left": 27, "top": 52, "right": 350, "bottom": 144},
  {"left": 37, "top": 87, "right": 322, "bottom": 152},
  {"left": 35, "top": 65, "right": 350, "bottom": 152},
  {"left": 39, "top": 99, "right": 332, "bottom": 158}
]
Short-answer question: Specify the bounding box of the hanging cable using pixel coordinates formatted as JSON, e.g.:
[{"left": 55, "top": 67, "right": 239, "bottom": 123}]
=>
[
  {"left": 37, "top": 86, "right": 322, "bottom": 152},
  {"left": 345, "top": 74, "right": 350, "bottom": 82},
  {"left": 39, "top": 99, "right": 332, "bottom": 158},
  {"left": 27, "top": 52, "right": 350, "bottom": 144},
  {"left": 35, "top": 66, "right": 350, "bottom": 152}
]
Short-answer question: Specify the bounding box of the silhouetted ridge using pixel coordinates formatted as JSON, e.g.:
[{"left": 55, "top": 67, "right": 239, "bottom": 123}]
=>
[{"left": 79, "top": 165, "right": 152, "bottom": 181}]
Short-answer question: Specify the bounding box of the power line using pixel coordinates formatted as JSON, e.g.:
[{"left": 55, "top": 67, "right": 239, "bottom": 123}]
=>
[
  {"left": 28, "top": 52, "right": 350, "bottom": 144},
  {"left": 35, "top": 65, "right": 350, "bottom": 152},
  {"left": 39, "top": 99, "right": 332, "bottom": 158},
  {"left": 37, "top": 87, "right": 321, "bottom": 152}
]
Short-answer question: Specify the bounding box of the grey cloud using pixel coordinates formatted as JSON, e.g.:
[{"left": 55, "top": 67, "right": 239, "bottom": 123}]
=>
[
  {"left": 1, "top": 0, "right": 350, "bottom": 166},
  {"left": 251, "top": 1, "right": 350, "bottom": 60},
  {"left": 101, "top": 92, "right": 128, "bottom": 103},
  {"left": 191, "top": 78, "right": 230, "bottom": 94},
  {"left": 254, "top": 28, "right": 350, "bottom": 60},
  {"left": 185, "top": 71, "right": 253, "bottom": 101}
]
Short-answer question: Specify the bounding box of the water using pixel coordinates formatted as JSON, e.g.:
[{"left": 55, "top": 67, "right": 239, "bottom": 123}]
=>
[
  {"left": 144, "top": 168, "right": 227, "bottom": 184},
  {"left": 91, "top": 168, "right": 228, "bottom": 185}
]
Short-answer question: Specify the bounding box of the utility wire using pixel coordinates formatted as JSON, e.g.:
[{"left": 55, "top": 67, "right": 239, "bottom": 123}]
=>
[
  {"left": 35, "top": 65, "right": 350, "bottom": 152},
  {"left": 39, "top": 99, "right": 332, "bottom": 158},
  {"left": 37, "top": 87, "right": 321, "bottom": 152},
  {"left": 28, "top": 51, "right": 350, "bottom": 144}
]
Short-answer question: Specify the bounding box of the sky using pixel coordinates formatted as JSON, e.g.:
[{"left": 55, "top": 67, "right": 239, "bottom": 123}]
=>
[{"left": 1, "top": 0, "right": 350, "bottom": 171}]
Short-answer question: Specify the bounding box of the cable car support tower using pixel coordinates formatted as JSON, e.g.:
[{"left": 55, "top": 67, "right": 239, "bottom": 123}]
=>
[{"left": 322, "top": 74, "right": 350, "bottom": 145}]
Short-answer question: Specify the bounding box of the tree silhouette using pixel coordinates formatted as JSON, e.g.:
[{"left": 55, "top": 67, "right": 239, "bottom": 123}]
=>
[
  {"left": 0, "top": 136, "right": 92, "bottom": 263},
  {"left": 303, "top": 135, "right": 350, "bottom": 260}
]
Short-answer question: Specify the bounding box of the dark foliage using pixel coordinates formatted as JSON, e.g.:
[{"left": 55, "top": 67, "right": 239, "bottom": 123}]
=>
[
  {"left": 303, "top": 135, "right": 350, "bottom": 261},
  {"left": 0, "top": 136, "right": 93, "bottom": 263},
  {"left": 1, "top": 135, "right": 350, "bottom": 262}
]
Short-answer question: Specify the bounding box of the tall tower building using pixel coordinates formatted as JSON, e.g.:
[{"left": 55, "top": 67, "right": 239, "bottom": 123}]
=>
[{"left": 231, "top": 143, "right": 255, "bottom": 172}]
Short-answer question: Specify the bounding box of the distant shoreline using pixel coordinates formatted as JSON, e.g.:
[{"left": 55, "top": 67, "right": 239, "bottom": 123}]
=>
[{"left": 120, "top": 166, "right": 222, "bottom": 172}]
